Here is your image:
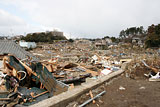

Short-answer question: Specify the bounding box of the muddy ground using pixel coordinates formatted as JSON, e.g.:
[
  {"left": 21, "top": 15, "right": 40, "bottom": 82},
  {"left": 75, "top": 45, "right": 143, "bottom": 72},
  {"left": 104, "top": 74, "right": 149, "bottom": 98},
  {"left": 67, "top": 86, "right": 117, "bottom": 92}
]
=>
[{"left": 68, "top": 74, "right": 160, "bottom": 107}]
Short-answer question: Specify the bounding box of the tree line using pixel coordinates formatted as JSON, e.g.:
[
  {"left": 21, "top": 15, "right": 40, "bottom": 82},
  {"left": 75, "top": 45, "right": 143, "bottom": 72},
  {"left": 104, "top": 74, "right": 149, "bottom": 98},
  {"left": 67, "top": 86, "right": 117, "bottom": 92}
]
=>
[
  {"left": 119, "top": 26, "right": 146, "bottom": 39},
  {"left": 21, "top": 32, "right": 67, "bottom": 43},
  {"left": 119, "top": 24, "right": 160, "bottom": 48},
  {"left": 20, "top": 24, "right": 160, "bottom": 48},
  {"left": 145, "top": 24, "right": 160, "bottom": 48}
]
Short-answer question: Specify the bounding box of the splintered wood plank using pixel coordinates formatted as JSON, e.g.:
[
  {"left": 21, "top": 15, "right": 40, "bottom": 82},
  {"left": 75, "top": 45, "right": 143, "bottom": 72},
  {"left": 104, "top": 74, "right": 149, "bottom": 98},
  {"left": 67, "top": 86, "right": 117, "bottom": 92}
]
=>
[
  {"left": 77, "top": 65, "right": 98, "bottom": 76},
  {"left": 89, "top": 90, "right": 96, "bottom": 104}
]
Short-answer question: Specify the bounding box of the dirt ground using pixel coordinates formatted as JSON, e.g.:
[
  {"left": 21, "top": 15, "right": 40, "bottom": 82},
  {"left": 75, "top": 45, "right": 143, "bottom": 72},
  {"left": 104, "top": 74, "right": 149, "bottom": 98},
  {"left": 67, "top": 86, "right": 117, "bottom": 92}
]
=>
[
  {"left": 87, "top": 75, "right": 160, "bottom": 107},
  {"left": 69, "top": 74, "right": 160, "bottom": 107}
]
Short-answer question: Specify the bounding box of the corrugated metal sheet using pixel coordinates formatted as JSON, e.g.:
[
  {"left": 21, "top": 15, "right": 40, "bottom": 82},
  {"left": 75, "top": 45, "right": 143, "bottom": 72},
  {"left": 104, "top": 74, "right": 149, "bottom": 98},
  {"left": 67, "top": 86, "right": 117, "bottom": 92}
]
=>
[
  {"left": 0, "top": 40, "right": 37, "bottom": 60},
  {"left": 34, "top": 62, "right": 68, "bottom": 95}
]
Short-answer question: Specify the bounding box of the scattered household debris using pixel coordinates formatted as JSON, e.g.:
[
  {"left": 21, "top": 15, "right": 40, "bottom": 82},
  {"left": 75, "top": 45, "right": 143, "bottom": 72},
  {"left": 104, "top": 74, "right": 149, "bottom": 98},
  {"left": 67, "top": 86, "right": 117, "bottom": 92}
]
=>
[
  {"left": 125, "top": 57, "right": 160, "bottom": 81},
  {"left": 141, "top": 60, "right": 159, "bottom": 73},
  {"left": 139, "top": 86, "right": 146, "bottom": 90},
  {"left": 0, "top": 52, "right": 120, "bottom": 106},
  {"left": 149, "top": 72, "right": 160, "bottom": 82},
  {"left": 101, "top": 69, "right": 112, "bottom": 76},
  {"left": 119, "top": 86, "right": 126, "bottom": 90},
  {"left": 3, "top": 39, "right": 160, "bottom": 106},
  {"left": 141, "top": 60, "right": 160, "bottom": 81}
]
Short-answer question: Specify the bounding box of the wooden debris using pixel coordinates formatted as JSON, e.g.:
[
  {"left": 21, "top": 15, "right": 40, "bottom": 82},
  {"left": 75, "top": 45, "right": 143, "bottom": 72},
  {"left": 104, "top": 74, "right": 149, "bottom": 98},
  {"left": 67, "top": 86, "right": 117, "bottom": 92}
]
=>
[
  {"left": 20, "top": 60, "right": 37, "bottom": 76},
  {"left": 0, "top": 90, "right": 9, "bottom": 94},
  {"left": 0, "top": 98, "right": 12, "bottom": 101},
  {"left": 31, "top": 91, "right": 48, "bottom": 98},
  {"left": 142, "top": 60, "right": 159, "bottom": 73},
  {"left": 69, "top": 83, "right": 74, "bottom": 90},
  {"left": 89, "top": 90, "right": 95, "bottom": 104},
  {"left": 79, "top": 91, "right": 106, "bottom": 107},
  {"left": 78, "top": 65, "right": 98, "bottom": 76},
  {"left": 98, "top": 99, "right": 103, "bottom": 103},
  {"left": 96, "top": 104, "right": 100, "bottom": 107}
]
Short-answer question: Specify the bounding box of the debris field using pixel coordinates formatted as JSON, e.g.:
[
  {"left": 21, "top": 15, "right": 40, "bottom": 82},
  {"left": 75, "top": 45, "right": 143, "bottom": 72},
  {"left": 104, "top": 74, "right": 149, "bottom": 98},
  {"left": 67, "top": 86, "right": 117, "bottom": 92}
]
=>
[{"left": 0, "top": 40, "right": 160, "bottom": 106}]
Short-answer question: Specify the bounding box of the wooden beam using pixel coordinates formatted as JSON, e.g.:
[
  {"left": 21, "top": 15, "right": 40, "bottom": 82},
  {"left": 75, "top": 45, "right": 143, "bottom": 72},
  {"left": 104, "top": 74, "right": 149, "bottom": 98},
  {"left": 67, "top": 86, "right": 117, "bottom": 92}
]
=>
[
  {"left": 89, "top": 90, "right": 95, "bottom": 104},
  {"left": 77, "top": 65, "right": 98, "bottom": 76}
]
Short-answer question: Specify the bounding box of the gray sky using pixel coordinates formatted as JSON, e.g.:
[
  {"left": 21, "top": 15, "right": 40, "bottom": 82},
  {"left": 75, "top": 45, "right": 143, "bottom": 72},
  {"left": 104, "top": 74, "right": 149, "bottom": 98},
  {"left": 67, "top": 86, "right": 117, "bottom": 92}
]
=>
[{"left": 0, "top": 0, "right": 160, "bottom": 38}]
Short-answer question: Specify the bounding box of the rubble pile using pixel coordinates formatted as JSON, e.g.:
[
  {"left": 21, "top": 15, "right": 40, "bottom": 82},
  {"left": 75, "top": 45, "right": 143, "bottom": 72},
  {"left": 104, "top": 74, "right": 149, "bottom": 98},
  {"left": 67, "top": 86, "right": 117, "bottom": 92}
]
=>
[
  {"left": 0, "top": 52, "right": 121, "bottom": 106},
  {"left": 125, "top": 57, "right": 160, "bottom": 80},
  {"left": 0, "top": 55, "right": 68, "bottom": 106}
]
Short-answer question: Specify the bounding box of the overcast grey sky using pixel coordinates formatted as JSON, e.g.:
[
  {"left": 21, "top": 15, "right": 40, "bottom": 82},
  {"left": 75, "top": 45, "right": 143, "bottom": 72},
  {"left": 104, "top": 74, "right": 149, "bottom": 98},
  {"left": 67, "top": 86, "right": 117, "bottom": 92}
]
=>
[{"left": 0, "top": 0, "right": 160, "bottom": 38}]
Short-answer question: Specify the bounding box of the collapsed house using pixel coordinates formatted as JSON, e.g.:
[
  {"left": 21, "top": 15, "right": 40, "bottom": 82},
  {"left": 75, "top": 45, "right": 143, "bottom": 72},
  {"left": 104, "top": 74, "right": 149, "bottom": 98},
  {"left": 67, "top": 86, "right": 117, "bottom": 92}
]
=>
[
  {"left": 0, "top": 55, "right": 68, "bottom": 106},
  {"left": 0, "top": 41, "right": 68, "bottom": 106},
  {"left": 0, "top": 40, "right": 37, "bottom": 60}
]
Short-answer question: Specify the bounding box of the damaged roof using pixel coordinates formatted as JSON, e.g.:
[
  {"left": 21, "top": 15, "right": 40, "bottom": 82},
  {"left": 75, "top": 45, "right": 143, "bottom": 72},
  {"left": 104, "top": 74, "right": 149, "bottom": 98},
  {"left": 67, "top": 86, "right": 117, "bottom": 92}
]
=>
[{"left": 0, "top": 40, "right": 38, "bottom": 60}]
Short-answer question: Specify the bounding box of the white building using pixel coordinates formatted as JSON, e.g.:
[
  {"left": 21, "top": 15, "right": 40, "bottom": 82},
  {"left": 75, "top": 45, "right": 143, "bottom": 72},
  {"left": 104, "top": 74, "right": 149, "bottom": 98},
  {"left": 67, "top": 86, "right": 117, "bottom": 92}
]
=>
[
  {"left": 19, "top": 41, "right": 36, "bottom": 49},
  {"left": 105, "top": 38, "right": 112, "bottom": 44}
]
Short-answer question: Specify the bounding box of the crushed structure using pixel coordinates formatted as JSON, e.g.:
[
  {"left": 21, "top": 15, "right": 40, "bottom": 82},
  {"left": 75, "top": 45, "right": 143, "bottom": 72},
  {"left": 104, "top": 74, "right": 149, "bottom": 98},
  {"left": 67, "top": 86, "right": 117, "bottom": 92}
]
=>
[{"left": 0, "top": 40, "right": 37, "bottom": 60}]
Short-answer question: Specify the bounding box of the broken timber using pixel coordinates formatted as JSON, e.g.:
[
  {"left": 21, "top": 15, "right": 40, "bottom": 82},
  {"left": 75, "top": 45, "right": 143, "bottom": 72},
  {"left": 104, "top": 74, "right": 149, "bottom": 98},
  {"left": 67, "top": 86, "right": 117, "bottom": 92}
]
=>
[{"left": 3, "top": 55, "right": 68, "bottom": 95}]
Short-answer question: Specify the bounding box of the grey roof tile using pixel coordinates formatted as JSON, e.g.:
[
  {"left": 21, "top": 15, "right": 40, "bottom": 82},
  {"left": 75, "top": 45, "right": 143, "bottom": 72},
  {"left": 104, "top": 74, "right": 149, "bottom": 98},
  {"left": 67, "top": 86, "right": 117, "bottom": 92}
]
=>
[{"left": 0, "top": 40, "right": 38, "bottom": 60}]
